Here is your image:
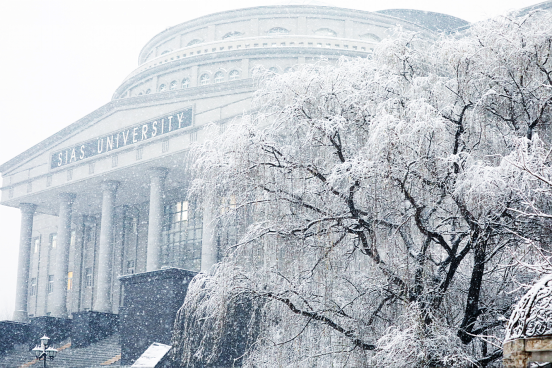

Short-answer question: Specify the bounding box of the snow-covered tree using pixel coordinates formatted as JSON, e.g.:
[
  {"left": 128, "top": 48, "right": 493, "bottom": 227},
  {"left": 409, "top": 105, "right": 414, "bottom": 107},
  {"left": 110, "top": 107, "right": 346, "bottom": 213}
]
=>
[{"left": 172, "top": 10, "right": 552, "bottom": 367}]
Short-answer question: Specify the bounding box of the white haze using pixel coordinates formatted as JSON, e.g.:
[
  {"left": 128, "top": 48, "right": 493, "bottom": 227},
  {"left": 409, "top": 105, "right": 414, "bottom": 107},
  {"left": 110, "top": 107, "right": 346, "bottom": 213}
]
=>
[{"left": 0, "top": 0, "right": 544, "bottom": 319}]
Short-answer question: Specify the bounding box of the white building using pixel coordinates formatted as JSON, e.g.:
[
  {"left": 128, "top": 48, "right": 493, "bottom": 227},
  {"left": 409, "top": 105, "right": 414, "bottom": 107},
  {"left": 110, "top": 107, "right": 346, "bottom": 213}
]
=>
[{"left": 0, "top": 4, "right": 465, "bottom": 323}]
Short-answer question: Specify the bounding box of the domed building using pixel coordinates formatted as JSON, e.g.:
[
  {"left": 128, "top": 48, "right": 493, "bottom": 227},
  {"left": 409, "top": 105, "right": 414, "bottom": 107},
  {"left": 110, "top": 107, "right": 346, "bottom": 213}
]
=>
[
  {"left": 504, "top": 274, "right": 552, "bottom": 367},
  {"left": 0, "top": 4, "right": 467, "bottom": 366}
]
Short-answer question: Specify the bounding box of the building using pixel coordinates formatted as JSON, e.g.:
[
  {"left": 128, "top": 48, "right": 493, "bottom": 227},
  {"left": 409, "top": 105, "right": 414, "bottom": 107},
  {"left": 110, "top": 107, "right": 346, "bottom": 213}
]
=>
[{"left": 0, "top": 3, "right": 467, "bottom": 365}]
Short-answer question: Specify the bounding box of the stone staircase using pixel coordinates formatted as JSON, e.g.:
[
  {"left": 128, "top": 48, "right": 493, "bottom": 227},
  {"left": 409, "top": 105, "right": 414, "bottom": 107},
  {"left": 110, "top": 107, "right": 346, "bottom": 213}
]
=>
[{"left": 0, "top": 333, "right": 122, "bottom": 368}]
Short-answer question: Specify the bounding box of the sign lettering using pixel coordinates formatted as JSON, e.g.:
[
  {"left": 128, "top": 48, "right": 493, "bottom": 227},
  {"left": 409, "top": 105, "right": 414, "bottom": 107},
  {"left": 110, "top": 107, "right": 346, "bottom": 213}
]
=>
[{"left": 51, "top": 109, "right": 192, "bottom": 169}]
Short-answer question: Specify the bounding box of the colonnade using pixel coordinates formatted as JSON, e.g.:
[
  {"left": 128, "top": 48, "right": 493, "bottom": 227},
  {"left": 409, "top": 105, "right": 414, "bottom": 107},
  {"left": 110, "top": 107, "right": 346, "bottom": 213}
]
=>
[{"left": 12, "top": 167, "right": 217, "bottom": 322}]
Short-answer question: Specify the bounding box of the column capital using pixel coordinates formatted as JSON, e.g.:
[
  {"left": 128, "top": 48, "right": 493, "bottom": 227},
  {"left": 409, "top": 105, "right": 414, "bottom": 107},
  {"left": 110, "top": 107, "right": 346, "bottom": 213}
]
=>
[
  {"left": 148, "top": 167, "right": 168, "bottom": 179},
  {"left": 101, "top": 180, "right": 120, "bottom": 192},
  {"left": 19, "top": 203, "right": 37, "bottom": 214},
  {"left": 58, "top": 192, "right": 76, "bottom": 204}
]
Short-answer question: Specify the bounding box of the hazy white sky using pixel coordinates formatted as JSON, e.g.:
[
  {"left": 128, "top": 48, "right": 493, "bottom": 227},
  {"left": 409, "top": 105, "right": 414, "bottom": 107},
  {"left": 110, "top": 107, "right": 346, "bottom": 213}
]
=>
[{"left": 0, "top": 0, "right": 545, "bottom": 319}]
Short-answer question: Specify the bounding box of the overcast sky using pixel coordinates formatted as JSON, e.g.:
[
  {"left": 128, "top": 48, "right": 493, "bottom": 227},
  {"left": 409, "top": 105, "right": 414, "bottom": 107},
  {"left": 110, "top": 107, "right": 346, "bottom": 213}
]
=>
[{"left": 0, "top": 0, "right": 545, "bottom": 319}]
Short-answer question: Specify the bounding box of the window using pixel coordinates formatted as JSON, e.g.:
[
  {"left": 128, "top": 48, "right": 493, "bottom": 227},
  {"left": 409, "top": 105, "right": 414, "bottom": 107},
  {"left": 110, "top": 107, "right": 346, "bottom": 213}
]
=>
[
  {"left": 49, "top": 233, "right": 57, "bottom": 249},
  {"left": 47, "top": 275, "right": 54, "bottom": 294},
  {"left": 314, "top": 28, "right": 337, "bottom": 37},
  {"left": 222, "top": 31, "right": 244, "bottom": 40},
  {"left": 161, "top": 49, "right": 171, "bottom": 55},
  {"left": 70, "top": 230, "right": 76, "bottom": 247},
  {"left": 170, "top": 80, "right": 178, "bottom": 90},
  {"left": 228, "top": 70, "right": 240, "bottom": 81},
  {"left": 187, "top": 39, "right": 203, "bottom": 47},
  {"left": 33, "top": 237, "right": 40, "bottom": 253},
  {"left": 214, "top": 71, "right": 224, "bottom": 84},
  {"left": 85, "top": 268, "right": 93, "bottom": 287},
  {"left": 30, "top": 278, "right": 37, "bottom": 296},
  {"left": 145, "top": 89, "right": 151, "bottom": 95},
  {"left": 359, "top": 33, "right": 381, "bottom": 42},
  {"left": 181, "top": 78, "right": 190, "bottom": 89},
  {"left": 199, "top": 74, "right": 210, "bottom": 85},
  {"left": 268, "top": 27, "right": 289, "bottom": 35},
  {"left": 162, "top": 200, "right": 202, "bottom": 271},
  {"left": 67, "top": 271, "right": 73, "bottom": 290},
  {"left": 127, "top": 260, "right": 135, "bottom": 274},
  {"left": 158, "top": 84, "right": 166, "bottom": 92}
]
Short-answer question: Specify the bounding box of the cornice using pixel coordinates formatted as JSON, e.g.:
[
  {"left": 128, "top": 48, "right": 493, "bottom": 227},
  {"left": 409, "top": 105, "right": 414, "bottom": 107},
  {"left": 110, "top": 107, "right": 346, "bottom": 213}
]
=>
[
  {"left": 0, "top": 79, "right": 255, "bottom": 174},
  {"left": 114, "top": 46, "right": 370, "bottom": 99},
  {"left": 137, "top": 5, "right": 430, "bottom": 65}
]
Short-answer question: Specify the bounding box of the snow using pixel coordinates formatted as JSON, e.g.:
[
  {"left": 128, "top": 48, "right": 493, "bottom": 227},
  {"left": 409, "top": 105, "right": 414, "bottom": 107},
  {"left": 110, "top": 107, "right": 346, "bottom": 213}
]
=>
[
  {"left": 506, "top": 274, "right": 552, "bottom": 341},
  {"left": 131, "top": 342, "right": 171, "bottom": 368}
]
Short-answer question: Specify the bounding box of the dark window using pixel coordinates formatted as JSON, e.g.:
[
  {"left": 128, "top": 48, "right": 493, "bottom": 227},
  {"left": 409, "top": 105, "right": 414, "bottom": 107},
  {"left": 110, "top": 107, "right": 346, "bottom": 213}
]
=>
[
  {"left": 47, "top": 275, "right": 54, "bottom": 294},
  {"left": 229, "top": 70, "right": 240, "bottom": 81},
  {"left": 85, "top": 268, "right": 93, "bottom": 287},
  {"left": 127, "top": 260, "right": 135, "bottom": 274},
  {"left": 170, "top": 80, "right": 178, "bottom": 90},
  {"left": 162, "top": 200, "right": 202, "bottom": 270},
  {"left": 33, "top": 237, "right": 40, "bottom": 253},
  {"left": 182, "top": 78, "right": 190, "bottom": 89}
]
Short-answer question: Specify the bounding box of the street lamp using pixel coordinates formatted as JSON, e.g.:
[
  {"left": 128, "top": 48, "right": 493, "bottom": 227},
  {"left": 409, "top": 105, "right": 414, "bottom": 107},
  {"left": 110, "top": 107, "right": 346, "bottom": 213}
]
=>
[{"left": 31, "top": 335, "right": 57, "bottom": 367}]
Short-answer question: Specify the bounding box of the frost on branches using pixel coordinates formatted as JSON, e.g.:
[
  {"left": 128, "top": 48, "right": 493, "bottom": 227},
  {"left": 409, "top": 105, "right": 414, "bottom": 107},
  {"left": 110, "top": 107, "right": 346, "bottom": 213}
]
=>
[{"left": 174, "top": 11, "right": 552, "bottom": 368}]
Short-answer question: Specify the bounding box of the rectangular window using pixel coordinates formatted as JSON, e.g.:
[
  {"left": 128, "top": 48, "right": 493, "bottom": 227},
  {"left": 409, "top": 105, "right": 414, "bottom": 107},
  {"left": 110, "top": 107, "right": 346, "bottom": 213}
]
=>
[
  {"left": 85, "top": 268, "right": 93, "bottom": 287},
  {"left": 162, "top": 200, "right": 202, "bottom": 270},
  {"left": 30, "top": 278, "right": 37, "bottom": 296},
  {"left": 49, "top": 233, "right": 57, "bottom": 248},
  {"left": 33, "top": 237, "right": 40, "bottom": 253},
  {"left": 70, "top": 230, "right": 76, "bottom": 247},
  {"left": 67, "top": 271, "right": 73, "bottom": 290},
  {"left": 127, "top": 260, "right": 135, "bottom": 274},
  {"left": 47, "top": 275, "right": 54, "bottom": 294}
]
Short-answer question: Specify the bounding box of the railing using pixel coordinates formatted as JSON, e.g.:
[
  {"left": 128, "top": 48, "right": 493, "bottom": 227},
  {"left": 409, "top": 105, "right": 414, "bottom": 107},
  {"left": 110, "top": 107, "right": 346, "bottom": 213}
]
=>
[{"left": 123, "top": 35, "right": 377, "bottom": 82}]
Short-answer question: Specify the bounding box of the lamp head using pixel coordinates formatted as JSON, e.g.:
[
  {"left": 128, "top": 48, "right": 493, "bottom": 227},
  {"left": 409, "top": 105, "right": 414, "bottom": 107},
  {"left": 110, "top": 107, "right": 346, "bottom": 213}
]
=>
[
  {"left": 32, "top": 345, "right": 42, "bottom": 358},
  {"left": 46, "top": 347, "right": 57, "bottom": 359},
  {"left": 40, "top": 335, "right": 50, "bottom": 347}
]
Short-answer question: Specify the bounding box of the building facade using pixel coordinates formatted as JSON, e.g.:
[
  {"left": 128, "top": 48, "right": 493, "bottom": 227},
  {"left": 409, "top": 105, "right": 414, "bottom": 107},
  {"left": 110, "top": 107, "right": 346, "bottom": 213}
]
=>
[{"left": 0, "top": 5, "right": 462, "bottom": 322}]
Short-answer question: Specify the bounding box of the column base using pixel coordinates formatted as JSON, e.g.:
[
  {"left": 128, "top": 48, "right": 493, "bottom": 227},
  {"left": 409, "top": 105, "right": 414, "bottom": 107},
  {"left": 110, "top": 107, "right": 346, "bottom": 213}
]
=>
[{"left": 12, "top": 310, "right": 28, "bottom": 323}]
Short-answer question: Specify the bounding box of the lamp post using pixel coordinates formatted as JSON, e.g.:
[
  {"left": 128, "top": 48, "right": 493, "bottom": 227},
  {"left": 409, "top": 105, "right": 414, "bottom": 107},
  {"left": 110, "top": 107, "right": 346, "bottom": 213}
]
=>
[{"left": 31, "top": 335, "right": 58, "bottom": 368}]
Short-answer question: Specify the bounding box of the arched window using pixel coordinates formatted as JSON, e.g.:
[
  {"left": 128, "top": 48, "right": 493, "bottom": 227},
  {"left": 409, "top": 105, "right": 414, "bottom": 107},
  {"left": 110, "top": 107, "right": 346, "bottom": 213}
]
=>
[
  {"left": 214, "top": 71, "right": 225, "bottom": 84},
  {"left": 158, "top": 84, "right": 166, "bottom": 92},
  {"left": 359, "top": 33, "right": 381, "bottom": 42},
  {"left": 138, "top": 92, "right": 143, "bottom": 96},
  {"left": 314, "top": 28, "right": 337, "bottom": 37},
  {"left": 182, "top": 78, "right": 190, "bottom": 89},
  {"left": 269, "top": 67, "right": 279, "bottom": 74},
  {"left": 228, "top": 70, "right": 240, "bottom": 81},
  {"left": 284, "top": 67, "right": 294, "bottom": 73},
  {"left": 187, "top": 39, "right": 203, "bottom": 47},
  {"left": 161, "top": 50, "right": 171, "bottom": 55},
  {"left": 199, "top": 74, "right": 210, "bottom": 85},
  {"left": 170, "top": 81, "right": 178, "bottom": 90},
  {"left": 268, "top": 27, "right": 289, "bottom": 35},
  {"left": 145, "top": 89, "right": 151, "bottom": 94},
  {"left": 222, "top": 31, "right": 244, "bottom": 40}
]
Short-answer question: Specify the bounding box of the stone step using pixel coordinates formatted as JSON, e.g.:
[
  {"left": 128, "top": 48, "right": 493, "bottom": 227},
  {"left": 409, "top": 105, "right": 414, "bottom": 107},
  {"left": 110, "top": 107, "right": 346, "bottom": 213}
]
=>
[{"left": 0, "top": 333, "right": 121, "bottom": 368}]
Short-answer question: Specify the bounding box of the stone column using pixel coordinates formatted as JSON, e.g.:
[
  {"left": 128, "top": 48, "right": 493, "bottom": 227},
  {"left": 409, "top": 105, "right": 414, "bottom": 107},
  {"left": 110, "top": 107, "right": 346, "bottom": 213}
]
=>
[
  {"left": 201, "top": 193, "right": 217, "bottom": 271},
  {"left": 146, "top": 168, "right": 168, "bottom": 272},
  {"left": 51, "top": 193, "right": 75, "bottom": 318},
  {"left": 13, "top": 203, "right": 36, "bottom": 322},
  {"left": 94, "top": 181, "right": 119, "bottom": 313}
]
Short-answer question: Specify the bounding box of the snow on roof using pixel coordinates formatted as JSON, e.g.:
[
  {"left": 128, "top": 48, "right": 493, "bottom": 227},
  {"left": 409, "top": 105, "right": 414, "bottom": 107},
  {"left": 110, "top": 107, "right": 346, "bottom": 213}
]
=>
[
  {"left": 131, "top": 342, "right": 172, "bottom": 368},
  {"left": 505, "top": 274, "right": 552, "bottom": 341}
]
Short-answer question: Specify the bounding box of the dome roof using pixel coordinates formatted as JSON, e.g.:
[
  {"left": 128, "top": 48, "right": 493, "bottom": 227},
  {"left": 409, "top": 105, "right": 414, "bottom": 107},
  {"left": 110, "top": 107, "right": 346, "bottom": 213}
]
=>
[
  {"left": 376, "top": 9, "right": 469, "bottom": 33},
  {"left": 505, "top": 274, "right": 552, "bottom": 341}
]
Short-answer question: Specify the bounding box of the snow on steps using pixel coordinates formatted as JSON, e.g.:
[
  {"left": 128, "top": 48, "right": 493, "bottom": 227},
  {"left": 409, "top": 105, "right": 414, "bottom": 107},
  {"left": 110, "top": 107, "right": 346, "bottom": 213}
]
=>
[{"left": 0, "top": 333, "right": 121, "bottom": 368}]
